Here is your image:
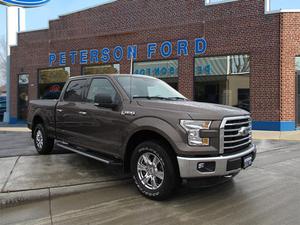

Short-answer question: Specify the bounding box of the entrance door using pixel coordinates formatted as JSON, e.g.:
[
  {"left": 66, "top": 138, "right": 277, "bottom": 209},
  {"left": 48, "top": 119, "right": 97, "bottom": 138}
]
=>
[
  {"left": 194, "top": 81, "right": 221, "bottom": 104},
  {"left": 18, "top": 74, "right": 29, "bottom": 120}
]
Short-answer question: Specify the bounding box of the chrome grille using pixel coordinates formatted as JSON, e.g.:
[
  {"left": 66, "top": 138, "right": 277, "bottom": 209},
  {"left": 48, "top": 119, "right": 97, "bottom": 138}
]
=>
[{"left": 220, "top": 116, "right": 252, "bottom": 154}]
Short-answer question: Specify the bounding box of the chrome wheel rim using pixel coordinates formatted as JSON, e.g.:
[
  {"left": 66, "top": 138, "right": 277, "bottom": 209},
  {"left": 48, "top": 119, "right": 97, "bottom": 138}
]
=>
[
  {"left": 137, "top": 152, "right": 164, "bottom": 190},
  {"left": 36, "top": 130, "right": 44, "bottom": 149}
]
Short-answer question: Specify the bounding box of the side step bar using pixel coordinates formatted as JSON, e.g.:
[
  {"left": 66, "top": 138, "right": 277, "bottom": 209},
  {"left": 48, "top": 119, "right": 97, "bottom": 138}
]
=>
[{"left": 57, "top": 142, "right": 122, "bottom": 166}]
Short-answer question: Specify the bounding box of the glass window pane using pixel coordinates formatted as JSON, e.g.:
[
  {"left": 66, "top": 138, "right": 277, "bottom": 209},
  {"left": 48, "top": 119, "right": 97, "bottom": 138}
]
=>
[
  {"left": 64, "top": 79, "right": 86, "bottom": 102},
  {"left": 194, "top": 55, "right": 250, "bottom": 111},
  {"left": 87, "top": 79, "right": 117, "bottom": 103},
  {"left": 230, "top": 55, "right": 250, "bottom": 74},
  {"left": 134, "top": 60, "right": 178, "bottom": 78},
  {"left": 39, "top": 67, "right": 70, "bottom": 99},
  {"left": 195, "top": 56, "right": 227, "bottom": 76},
  {"left": 83, "top": 64, "right": 120, "bottom": 75}
]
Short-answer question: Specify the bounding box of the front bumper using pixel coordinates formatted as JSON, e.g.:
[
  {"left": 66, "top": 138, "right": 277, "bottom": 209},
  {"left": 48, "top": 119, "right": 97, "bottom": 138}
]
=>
[{"left": 177, "top": 144, "right": 257, "bottom": 178}]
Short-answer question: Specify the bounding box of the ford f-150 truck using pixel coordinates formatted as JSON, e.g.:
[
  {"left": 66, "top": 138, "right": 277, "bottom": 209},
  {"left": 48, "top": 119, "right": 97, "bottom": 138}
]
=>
[{"left": 28, "top": 74, "right": 256, "bottom": 200}]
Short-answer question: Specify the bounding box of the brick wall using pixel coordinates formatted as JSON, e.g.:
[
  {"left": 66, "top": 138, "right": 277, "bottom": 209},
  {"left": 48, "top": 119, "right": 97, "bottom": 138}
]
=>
[
  {"left": 279, "top": 13, "right": 300, "bottom": 122},
  {"left": 10, "top": 0, "right": 285, "bottom": 123}
]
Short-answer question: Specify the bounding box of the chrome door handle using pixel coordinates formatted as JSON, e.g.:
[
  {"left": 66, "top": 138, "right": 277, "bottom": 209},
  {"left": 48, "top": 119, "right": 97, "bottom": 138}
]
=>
[
  {"left": 57, "top": 109, "right": 63, "bottom": 113},
  {"left": 79, "top": 111, "right": 87, "bottom": 115}
]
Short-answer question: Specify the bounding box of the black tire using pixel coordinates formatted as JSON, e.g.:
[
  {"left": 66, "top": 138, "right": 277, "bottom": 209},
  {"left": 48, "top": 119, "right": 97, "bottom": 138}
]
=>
[
  {"left": 131, "top": 140, "right": 179, "bottom": 200},
  {"left": 33, "top": 124, "right": 54, "bottom": 155}
]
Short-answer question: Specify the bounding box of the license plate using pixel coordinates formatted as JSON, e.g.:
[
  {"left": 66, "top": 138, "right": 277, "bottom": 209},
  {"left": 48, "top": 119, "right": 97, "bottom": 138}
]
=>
[{"left": 243, "top": 155, "right": 253, "bottom": 169}]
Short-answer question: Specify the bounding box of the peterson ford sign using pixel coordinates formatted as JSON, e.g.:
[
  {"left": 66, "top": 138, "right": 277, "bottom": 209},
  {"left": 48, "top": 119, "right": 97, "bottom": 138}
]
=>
[
  {"left": 0, "top": 0, "right": 49, "bottom": 7},
  {"left": 49, "top": 38, "right": 207, "bottom": 67}
]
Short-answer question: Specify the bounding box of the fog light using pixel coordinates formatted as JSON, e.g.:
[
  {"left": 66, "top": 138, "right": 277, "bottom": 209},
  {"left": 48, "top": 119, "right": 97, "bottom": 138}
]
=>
[{"left": 197, "top": 162, "right": 216, "bottom": 173}]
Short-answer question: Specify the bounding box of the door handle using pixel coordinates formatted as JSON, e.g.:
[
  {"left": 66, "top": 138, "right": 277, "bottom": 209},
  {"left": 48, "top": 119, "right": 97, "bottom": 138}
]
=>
[
  {"left": 79, "top": 111, "right": 87, "bottom": 115},
  {"left": 57, "top": 109, "right": 63, "bottom": 113}
]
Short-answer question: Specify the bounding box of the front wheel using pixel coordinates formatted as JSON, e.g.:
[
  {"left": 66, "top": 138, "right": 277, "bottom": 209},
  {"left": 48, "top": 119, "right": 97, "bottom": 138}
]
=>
[
  {"left": 131, "top": 141, "right": 179, "bottom": 200},
  {"left": 33, "top": 124, "right": 54, "bottom": 155}
]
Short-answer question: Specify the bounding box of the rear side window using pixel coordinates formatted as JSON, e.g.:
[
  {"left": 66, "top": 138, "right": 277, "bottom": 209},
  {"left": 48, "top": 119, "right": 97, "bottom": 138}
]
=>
[{"left": 64, "top": 79, "right": 86, "bottom": 102}]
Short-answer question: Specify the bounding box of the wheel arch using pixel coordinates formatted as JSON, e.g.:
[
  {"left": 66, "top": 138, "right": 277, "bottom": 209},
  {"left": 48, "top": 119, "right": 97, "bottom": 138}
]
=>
[
  {"left": 31, "top": 114, "right": 45, "bottom": 138},
  {"left": 123, "top": 129, "right": 180, "bottom": 174}
]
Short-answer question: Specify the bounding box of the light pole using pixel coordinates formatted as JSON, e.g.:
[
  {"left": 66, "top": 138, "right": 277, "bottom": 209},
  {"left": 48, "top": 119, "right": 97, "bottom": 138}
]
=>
[
  {"left": 0, "top": 0, "right": 50, "bottom": 123},
  {"left": 3, "top": 7, "right": 25, "bottom": 123}
]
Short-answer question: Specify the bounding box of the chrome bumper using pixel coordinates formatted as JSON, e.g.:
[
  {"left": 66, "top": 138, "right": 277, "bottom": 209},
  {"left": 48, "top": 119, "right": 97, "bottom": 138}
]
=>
[{"left": 177, "top": 145, "right": 257, "bottom": 178}]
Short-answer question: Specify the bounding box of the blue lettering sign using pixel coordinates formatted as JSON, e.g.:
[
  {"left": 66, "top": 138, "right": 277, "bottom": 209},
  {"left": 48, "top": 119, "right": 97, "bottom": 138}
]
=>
[
  {"left": 48, "top": 38, "right": 208, "bottom": 67},
  {"left": 113, "top": 46, "right": 123, "bottom": 62},
  {"left": 90, "top": 49, "right": 99, "bottom": 64},
  {"left": 160, "top": 41, "right": 172, "bottom": 58},
  {"left": 147, "top": 43, "right": 157, "bottom": 59},
  {"left": 195, "top": 38, "right": 207, "bottom": 55},
  {"left": 80, "top": 50, "right": 88, "bottom": 64},
  {"left": 101, "top": 48, "right": 110, "bottom": 63},
  {"left": 59, "top": 52, "right": 66, "bottom": 66},
  {"left": 127, "top": 45, "right": 137, "bottom": 60},
  {"left": 69, "top": 51, "right": 77, "bottom": 65},
  {"left": 177, "top": 40, "right": 188, "bottom": 56},
  {"left": 49, "top": 53, "right": 56, "bottom": 66}
]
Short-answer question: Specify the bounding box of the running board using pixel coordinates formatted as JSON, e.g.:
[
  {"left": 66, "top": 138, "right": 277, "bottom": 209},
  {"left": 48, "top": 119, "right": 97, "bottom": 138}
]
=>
[{"left": 57, "top": 142, "right": 122, "bottom": 166}]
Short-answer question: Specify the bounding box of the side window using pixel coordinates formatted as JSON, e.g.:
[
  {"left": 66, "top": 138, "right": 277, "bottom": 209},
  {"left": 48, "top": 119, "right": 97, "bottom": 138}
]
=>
[
  {"left": 87, "top": 78, "right": 117, "bottom": 103},
  {"left": 64, "top": 79, "right": 86, "bottom": 102}
]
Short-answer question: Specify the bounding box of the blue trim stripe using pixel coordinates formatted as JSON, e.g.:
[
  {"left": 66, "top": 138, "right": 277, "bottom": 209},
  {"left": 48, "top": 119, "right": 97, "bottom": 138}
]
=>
[
  {"left": 253, "top": 121, "right": 296, "bottom": 131},
  {"left": 9, "top": 117, "right": 26, "bottom": 124}
]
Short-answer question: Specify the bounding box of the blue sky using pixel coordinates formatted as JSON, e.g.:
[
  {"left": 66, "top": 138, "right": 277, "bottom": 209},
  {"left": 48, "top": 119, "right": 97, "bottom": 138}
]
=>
[
  {"left": 0, "top": 0, "right": 300, "bottom": 38},
  {"left": 0, "top": 0, "right": 112, "bottom": 38}
]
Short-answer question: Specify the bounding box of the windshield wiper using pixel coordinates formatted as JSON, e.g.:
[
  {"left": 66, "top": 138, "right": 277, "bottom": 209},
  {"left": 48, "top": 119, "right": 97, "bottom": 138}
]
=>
[
  {"left": 165, "top": 97, "right": 187, "bottom": 101},
  {"left": 132, "top": 96, "right": 187, "bottom": 101},
  {"left": 132, "top": 96, "right": 168, "bottom": 100}
]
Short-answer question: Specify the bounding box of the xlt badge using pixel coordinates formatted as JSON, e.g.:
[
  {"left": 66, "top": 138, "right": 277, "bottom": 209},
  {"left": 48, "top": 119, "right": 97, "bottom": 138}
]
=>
[{"left": 121, "top": 111, "right": 136, "bottom": 116}]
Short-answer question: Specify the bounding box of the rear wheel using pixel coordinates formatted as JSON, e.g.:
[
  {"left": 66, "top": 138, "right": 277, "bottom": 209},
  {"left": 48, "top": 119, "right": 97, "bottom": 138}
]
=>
[
  {"left": 33, "top": 124, "right": 54, "bottom": 155},
  {"left": 131, "top": 140, "right": 179, "bottom": 200}
]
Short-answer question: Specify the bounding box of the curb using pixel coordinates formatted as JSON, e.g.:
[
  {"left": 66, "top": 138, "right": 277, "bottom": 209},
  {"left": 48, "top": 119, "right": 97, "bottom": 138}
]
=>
[{"left": 0, "top": 179, "right": 131, "bottom": 209}]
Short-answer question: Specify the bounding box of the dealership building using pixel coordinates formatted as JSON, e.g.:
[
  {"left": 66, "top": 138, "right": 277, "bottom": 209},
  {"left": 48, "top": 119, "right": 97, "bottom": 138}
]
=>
[{"left": 8, "top": 0, "right": 300, "bottom": 131}]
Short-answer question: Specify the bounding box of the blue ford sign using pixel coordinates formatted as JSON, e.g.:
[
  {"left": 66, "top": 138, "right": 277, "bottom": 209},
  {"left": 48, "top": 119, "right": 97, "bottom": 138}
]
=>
[
  {"left": 49, "top": 38, "right": 207, "bottom": 67},
  {"left": 0, "top": 0, "right": 49, "bottom": 7}
]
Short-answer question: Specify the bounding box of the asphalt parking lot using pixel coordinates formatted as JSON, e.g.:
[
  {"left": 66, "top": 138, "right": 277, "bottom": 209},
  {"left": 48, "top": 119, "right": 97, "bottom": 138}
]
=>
[{"left": 0, "top": 130, "right": 300, "bottom": 225}]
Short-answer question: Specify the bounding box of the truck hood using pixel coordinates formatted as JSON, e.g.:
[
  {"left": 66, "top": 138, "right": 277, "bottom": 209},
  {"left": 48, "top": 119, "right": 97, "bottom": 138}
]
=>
[{"left": 136, "top": 100, "right": 249, "bottom": 120}]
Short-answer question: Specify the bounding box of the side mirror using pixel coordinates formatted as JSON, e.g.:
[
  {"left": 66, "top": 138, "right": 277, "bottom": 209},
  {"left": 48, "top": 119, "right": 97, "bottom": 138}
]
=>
[{"left": 94, "top": 93, "right": 117, "bottom": 109}]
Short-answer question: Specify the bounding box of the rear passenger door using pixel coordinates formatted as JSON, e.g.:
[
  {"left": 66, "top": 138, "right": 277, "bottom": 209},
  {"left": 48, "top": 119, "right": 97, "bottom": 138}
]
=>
[
  {"left": 82, "top": 77, "right": 127, "bottom": 157},
  {"left": 56, "top": 79, "right": 89, "bottom": 146}
]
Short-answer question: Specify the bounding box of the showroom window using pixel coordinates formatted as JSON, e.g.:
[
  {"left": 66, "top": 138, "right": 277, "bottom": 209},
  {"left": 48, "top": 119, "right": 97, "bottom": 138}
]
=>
[
  {"left": 82, "top": 64, "right": 120, "bottom": 75},
  {"left": 133, "top": 60, "right": 178, "bottom": 90},
  {"left": 38, "top": 67, "right": 70, "bottom": 99},
  {"left": 194, "top": 54, "right": 250, "bottom": 112}
]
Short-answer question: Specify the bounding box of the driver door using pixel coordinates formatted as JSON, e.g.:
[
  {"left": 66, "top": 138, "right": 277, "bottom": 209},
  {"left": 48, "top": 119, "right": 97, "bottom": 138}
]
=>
[{"left": 81, "top": 77, "right": 127, "bottom": 157}]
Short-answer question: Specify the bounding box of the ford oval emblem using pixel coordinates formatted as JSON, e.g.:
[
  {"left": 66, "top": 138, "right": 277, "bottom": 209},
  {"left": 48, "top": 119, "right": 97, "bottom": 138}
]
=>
[
  {"left": 0, "top": 0, "right": 50, "bottom": 7},
  {"left": 238, "top": 127, "right": 251, "bottom": 137}
]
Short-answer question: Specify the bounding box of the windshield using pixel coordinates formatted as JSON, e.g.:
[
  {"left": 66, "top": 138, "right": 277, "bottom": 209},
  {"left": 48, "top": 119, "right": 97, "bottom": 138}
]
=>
[{"left": 116, "top": 75, "right": 186, "bottom": 100}]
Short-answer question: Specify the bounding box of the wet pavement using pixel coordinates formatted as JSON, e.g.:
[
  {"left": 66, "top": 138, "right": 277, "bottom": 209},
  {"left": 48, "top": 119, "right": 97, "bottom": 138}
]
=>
[
  {"left": 0, "top": 130, "right": 300, "bottom": 225},
  {"left": 0, "top": 131, "right": 69, "bottom": 157}
]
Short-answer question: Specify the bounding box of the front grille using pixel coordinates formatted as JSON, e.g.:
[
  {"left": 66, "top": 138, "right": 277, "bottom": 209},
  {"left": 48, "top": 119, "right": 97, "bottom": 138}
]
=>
[{"left": 221, "top": 116, "right": 252, "bottom": 154}]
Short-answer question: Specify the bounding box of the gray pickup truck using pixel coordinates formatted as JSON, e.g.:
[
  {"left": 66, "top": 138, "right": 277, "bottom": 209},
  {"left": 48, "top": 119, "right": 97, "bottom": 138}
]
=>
[{"left": 28, "top": 74, "right": 256, "bottom": 200}]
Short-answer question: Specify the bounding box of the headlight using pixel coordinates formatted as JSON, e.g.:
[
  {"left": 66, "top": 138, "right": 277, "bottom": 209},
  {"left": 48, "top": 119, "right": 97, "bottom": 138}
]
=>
[{"left": 180, "top": 120, "right": 211, "bottom": 146}]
